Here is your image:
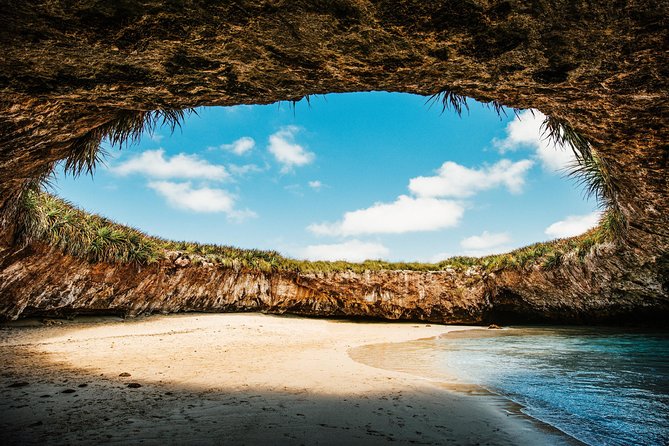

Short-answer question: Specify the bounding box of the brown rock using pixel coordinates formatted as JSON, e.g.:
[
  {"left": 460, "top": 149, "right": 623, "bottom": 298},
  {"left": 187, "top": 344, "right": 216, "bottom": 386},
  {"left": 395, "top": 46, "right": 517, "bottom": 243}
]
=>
[
  {"left": 174, "top": 257, "right": 190, "bottom": 268},
  {"left": 165, "top": 251, "right": 181, "bottom": 262},
  {"left": 0, "top": 2, "right": 666, "bottom": 325}
]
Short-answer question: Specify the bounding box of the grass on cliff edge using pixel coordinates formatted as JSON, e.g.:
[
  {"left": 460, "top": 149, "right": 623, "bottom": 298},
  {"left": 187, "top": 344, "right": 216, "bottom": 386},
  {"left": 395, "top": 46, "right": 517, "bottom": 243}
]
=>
[{"left": 17, "top": 191, "right": 617, "bottom": 274}]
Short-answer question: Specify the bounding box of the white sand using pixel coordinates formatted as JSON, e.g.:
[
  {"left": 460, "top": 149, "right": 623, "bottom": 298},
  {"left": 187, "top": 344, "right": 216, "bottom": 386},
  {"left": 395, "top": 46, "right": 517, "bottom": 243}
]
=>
[{"left": 0, "top": 313, "right": 578, "bottom": 445}]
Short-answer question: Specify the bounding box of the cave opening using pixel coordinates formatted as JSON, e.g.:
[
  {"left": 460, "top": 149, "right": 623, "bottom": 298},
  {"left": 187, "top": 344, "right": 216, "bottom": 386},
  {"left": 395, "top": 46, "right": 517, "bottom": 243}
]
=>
[{"left": 44, "top": 92, "right": 600, "bottom": 265}]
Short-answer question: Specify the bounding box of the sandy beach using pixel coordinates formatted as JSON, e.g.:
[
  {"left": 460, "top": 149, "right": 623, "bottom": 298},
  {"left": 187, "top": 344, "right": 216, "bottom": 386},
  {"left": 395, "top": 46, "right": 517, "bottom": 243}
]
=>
[{"left": 0, "top": 313, "right": 578, "bottom": 445}]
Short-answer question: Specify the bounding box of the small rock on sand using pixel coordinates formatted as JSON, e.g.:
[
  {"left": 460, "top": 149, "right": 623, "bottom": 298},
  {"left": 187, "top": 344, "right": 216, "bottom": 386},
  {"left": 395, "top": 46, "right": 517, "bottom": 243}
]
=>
[
  {"left": 118, "top": 372, "right": 131, "bottom": 377},
  {"left": 127, "top": 383, "right": 142, "bottom": 389},
  {"left": 7, "top": 382, "right": 29, "bottom": 388},
  {"left": 41, "top": 319, "right": 63, "bottom": 326},
  {"left": 61, "top": 389, "right": 76, "bottom": 394},
  {"left": 488, "top": 324, "right": 503, "bottom": 329}
]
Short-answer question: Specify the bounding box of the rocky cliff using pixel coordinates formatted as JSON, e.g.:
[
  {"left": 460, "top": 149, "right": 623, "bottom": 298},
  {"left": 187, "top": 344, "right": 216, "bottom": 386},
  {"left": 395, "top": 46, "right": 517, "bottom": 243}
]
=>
[
  {"left": 0, "top": 1, "right": 667, "bottom": 324},
  {"left": 1, "top": 239, "right": 666, "bottom": 324}
]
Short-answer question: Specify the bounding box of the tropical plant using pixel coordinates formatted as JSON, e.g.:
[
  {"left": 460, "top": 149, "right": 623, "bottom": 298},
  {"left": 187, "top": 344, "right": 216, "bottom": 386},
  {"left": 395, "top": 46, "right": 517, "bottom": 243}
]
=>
[
  {"left": 63, "top": 108, "right": 194, "bottom": 177},
  {"left": 426, "top": 89, "right": 470, "bottom": 116}
]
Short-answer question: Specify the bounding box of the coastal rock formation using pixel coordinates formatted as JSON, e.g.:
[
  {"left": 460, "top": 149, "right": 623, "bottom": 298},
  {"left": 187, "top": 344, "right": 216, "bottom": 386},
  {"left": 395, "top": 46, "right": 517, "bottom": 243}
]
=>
[
  {"left": 0, "top": 242, "right": 489, "bottom": 323},
  {"left": 1, "top": 240, "right": 666, "bottom": 324},
  {"left": 0, "top": 1, "right": 667, "bottom": 323}
]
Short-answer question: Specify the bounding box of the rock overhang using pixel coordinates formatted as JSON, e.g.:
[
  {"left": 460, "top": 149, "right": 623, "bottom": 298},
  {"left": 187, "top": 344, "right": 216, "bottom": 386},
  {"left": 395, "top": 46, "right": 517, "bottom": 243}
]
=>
[{"left": 0, "top": 1, "right": 667, "bottom": 323}]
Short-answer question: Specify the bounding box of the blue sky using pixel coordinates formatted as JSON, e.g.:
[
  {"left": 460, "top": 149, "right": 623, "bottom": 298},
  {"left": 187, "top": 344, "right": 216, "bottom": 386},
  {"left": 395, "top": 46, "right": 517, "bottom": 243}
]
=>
[{"left": 53, "top": 92, "right": 600, "bottom": 262}]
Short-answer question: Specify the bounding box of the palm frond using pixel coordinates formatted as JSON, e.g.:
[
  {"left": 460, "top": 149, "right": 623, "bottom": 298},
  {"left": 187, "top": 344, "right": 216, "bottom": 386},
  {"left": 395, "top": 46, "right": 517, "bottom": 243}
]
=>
[
  {"left": 426, "top": 89, "right": 522, "bottom": 120},
  {"left": 63, "top": 108, "right": 194, "bottom": 177},
  {"left": 541, "top": 115, "right": 592, "bottom": 162},
  {"left": 566, "top": 152, "right": 627, "bottom": 239},
  {"left": 482, "top": 100, "right": 520, "bottom": 119},
  {"left": 566, "top": 153, "right": 617, "bottom": 207},
  {"left": 426, "top": 90, "right": 470, "bottom": 116},
  {"left": 284, "top": 95, "right": 317, "bottom": 115},
  {"left": 598, "top": 208, "right": 627, "bottom": 240}
]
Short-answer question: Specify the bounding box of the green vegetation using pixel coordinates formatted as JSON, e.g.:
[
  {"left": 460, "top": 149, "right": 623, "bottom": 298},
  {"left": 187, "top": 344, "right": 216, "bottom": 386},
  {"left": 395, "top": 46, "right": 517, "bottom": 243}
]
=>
[
  {"left": 541, "top": 115, "right": 592, "bottom": 162},
  {"left": 64, "top": 108, "right": 194, "bottom": 178},
  {"left": 19, "top": 192, "right": 162, "bottom": 264},
  {"left": 476, "top": 221, "right": 616, "bottom": 272},
  {"left": 427, "top": 88, "right": 519, "bottom": 119},
  {"left": 427, "top": 89, "right": 471, "bottom": 116},
  {"left": 18, "top": 191, "right": 617, "bottom": 273},
  {"left": 543, "top": 114, "right": 627, "bottom": 238}
]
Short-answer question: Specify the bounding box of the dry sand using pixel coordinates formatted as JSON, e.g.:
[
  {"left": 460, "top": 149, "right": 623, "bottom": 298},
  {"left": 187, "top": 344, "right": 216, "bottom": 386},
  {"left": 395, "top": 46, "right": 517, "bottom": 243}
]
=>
[{"left": 0, "top": 313, "right": 578, "bottom": 445}]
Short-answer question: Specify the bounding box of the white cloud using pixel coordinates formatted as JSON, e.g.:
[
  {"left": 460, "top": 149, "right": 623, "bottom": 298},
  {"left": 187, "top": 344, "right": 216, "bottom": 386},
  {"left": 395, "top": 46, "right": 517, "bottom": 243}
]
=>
[
  {"left": 228, "top": 163, "right": 264, "bottom": 176},
  {"left": 430, "top": 233, "right": 513, "bottom": 261},
  {"left": 538, "top": 145, "right": 575, "bottom": 172},
  {"left": 493, "top": 110, "right": 575, "bottom": 172},
  {"left": 493, "top": 110, "right": 542, "bottom": 153},
  {"left": 308, "top": 195, "right": 464, "bottom": 236},
  {"left": 408, "top": 159, "right": 534, "bottom": 198},
  {"left": 150, "top": 134, "right": 164, "bottom": 143},
  {"left": 284, "top": 184, "right": 303, "bottom": 196},
  {"left": 268, "top": 126, "right": 315, "bottom": 172},
  {"left": 429, "top": 252, "right": 452, "bottom": 263},
  {"left": 461, "top": 231, "right": 511, "bottom": 251},
  {"left": 147, "top": 181, "right": 256, "bottom": 221},
  {"left": 148, "top": 181, "right": 233, "bottom": 213},
  {"left": 227, "top": 208, "right": 259, "bottom": 223},
  {"left": 308, "top": 180, "right": 323, "bottom": 190},
  {"left": 306, "top": 157, "right": 534, "bottom": 237},
  {"left": 112, "top": 149, "right": 228, "bottom": 181},
  {"left": 222, "top": 104, "right": 252, "bottom": 114},
  {"left": 544, "top": 212, "right": 601, "bottom": 238},
  {"left": 219, "top": 137, "right": 255, "bottom": 155},
  {"left": 299, "top": 240, "right": 389, "bottom": 262}
]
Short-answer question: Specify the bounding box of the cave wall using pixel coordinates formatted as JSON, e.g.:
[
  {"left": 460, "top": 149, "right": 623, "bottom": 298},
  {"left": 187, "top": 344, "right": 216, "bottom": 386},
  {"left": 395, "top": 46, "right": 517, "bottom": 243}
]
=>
[{"left": 0, "top": 1, "right": 667, "bottom": 323}]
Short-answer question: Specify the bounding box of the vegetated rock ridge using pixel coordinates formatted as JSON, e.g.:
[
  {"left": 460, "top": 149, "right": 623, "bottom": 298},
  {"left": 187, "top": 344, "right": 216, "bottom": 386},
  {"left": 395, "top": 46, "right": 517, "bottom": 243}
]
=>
[{"left": 1, "top": 241, "right": 666, "bottom": 324}]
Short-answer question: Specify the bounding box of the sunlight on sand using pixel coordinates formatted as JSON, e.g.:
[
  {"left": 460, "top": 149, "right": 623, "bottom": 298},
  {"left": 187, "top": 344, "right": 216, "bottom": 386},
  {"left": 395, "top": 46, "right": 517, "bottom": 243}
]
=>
[{"left": 0, "top": 314, "right": 579, "bottom": 445}]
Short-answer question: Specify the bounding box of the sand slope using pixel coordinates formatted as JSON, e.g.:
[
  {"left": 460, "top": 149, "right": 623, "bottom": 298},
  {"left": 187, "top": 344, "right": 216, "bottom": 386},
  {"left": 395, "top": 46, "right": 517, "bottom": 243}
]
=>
[{"left": 0, "top": 314, "right": 577, "bottom": 445}]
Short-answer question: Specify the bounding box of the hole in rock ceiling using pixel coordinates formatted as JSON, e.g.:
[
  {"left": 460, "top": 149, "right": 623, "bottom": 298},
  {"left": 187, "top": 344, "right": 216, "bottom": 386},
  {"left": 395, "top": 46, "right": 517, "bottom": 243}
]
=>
[{"left": 53, "top": 92, "right": 599, "bottom": 263}]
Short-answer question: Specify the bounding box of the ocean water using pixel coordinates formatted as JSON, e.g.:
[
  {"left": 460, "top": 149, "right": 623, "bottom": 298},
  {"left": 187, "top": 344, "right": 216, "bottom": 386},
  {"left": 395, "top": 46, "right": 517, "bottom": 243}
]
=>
[{"left": 351, "top": 327, "right": 669, "bottom": 446}]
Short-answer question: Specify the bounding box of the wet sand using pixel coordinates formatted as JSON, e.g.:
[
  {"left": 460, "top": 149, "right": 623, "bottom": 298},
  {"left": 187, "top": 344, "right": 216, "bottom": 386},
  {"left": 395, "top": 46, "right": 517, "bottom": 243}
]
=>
[{"left": 0, "top": 313, "right": 578, "bottom": 445}]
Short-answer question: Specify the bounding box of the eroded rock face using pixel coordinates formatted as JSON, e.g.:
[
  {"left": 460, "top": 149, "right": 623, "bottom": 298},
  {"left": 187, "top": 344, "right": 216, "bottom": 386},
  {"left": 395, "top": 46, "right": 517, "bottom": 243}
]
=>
[
  {"left": 0, "top": 1, "right": 667, "bottom": 323},
  {"left": 0, "top": 243, "right": 490, "bottom": 323},
  {"left": 1, "top": 242, "right": 666, "bottom": 324}
]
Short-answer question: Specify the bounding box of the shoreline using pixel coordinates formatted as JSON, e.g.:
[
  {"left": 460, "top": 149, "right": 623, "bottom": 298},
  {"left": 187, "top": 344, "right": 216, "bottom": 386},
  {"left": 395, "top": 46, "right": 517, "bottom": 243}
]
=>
[
  {"left": 348, "top": 329, "right": 586, "bottom": 445},
  {"left": 1, "top": 313, "right": 580, "bottom": 445}
]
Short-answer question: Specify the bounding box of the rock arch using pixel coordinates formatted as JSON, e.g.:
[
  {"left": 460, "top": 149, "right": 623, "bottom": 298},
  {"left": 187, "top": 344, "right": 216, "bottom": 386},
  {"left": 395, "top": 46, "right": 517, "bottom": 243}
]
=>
[{"left": 0, "top": 1, "right": 667, "bottom": 322}]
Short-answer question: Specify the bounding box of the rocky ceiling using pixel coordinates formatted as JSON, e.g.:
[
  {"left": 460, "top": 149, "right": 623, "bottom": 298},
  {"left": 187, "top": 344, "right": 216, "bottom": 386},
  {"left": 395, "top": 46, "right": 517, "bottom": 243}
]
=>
[{"left": 0, "top": 1, "right": 666, "bottom": 322}]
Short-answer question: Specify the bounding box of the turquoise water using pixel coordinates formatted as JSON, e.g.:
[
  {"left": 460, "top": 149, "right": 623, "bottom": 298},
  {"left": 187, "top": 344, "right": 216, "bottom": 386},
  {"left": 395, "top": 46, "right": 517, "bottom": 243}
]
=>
[{"left": 354, "top": 327, "right": 669, "bottom": 446}]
